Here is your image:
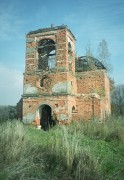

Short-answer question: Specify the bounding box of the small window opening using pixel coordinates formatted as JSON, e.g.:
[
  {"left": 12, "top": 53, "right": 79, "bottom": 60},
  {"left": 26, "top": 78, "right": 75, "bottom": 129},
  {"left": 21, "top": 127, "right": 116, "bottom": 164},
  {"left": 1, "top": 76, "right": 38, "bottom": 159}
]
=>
[
  {"left": 55, "top": 104, "right": 58, "bottom": 107},
  {"left": 72, "top": 106, "right": 75, "bottom": 112},
  {"left": 68, "top": 42, "right": 72, "bottom": 53},
  {"left": 40, "top": 79, "right": 44, "bottom": 87},
  {"left": 69, "top": 62, "right": 72, "bottom": 71},
  {"left": 40, "top": 76, "right": 47, "bottom": 87},
  {"left": 68, "top": 42, "right": 73, "bottom": 71}
]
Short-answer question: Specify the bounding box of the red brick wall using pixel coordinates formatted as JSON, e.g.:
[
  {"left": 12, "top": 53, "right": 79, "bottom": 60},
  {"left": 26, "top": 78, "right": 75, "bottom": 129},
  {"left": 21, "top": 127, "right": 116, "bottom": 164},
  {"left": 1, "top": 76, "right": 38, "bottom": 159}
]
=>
[
  {"left": 71, "top": 95, "right": 102, "bottom": 121},
  {"left": 17, "top": 98, "right": 23, "bottom": 120},
  {"left": 20, "top": 27, "right": 111, "bottom": 124},
  {"left": 22, "top": 95, "right": 76, "bottom": 124},
  {"left": 76, "top": 70, "right": 106, "bottom": 95},
  {"left": 76, "top": 70, "right": 111, "bottom": 120},
  {"left": 25, "top": 29, "right": 76, "bottom": 73}
]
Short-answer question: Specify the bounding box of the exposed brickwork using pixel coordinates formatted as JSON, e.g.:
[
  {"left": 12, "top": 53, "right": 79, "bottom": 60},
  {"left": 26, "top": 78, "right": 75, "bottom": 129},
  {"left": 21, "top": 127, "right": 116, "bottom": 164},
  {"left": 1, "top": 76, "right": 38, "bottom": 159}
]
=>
[
  {"left": 17, "top": 98, "right": 23, "bottom": 120},
  {"left": 17, "top": 25, "right": 111, "bottom": 125}
]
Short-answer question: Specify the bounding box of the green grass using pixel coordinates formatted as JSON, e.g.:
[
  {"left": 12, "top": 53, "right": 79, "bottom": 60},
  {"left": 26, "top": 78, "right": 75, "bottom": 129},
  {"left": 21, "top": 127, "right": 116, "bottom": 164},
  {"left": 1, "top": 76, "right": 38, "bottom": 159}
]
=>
[{"left": 0, "top": 117, "right": 124, "bottom": 179}]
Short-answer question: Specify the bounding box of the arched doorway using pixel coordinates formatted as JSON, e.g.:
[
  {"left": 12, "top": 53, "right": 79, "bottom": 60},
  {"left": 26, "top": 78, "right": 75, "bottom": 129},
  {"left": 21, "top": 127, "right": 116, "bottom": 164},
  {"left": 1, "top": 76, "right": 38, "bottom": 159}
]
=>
[{"left": 39, "top": 104, "right": 55, "bottom": 130}]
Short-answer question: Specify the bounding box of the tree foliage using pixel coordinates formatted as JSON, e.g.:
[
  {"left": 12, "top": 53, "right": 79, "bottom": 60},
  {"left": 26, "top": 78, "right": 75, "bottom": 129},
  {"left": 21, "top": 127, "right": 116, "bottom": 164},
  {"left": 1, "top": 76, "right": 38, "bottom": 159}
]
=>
[
  {"left": 111, "top": 84, "right": 124, "bottom": 117},
  {"left": 0, "top": 105, "right": 17, "bottom": 122},
  {"left": 8, "top": 106, "right": 17, "bottom": 120},
  {"left": 0, "top": 106, "right": 8, "bottom": 121},
  {"left": 109, "top": 77, "right": 115, "bottom": 92}
]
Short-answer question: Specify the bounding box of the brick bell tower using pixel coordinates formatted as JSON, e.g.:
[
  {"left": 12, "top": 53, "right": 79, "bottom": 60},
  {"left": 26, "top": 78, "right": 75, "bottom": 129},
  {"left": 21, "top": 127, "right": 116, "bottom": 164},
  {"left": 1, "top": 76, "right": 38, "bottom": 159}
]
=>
[{"left": 22, "top": 25, "right": 77, "bottom": 126}]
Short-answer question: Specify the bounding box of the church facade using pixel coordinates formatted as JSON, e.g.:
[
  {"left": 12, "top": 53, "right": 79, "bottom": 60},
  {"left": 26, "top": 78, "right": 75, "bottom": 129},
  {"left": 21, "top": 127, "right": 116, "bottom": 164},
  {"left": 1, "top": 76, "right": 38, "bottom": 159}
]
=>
[{"left": 17, "top": 25, "right": 111, "bottom": 126}]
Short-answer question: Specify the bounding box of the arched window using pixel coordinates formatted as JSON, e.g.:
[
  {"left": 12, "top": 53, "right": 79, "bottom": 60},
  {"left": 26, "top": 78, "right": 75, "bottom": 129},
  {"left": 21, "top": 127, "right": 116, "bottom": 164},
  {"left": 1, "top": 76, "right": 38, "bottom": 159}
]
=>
[
  {"left": 72, "top": 106, "right": 75, "bottom": 112},
  {"left": 68, "top": 42, "right": 72, "bottom": 53},
  {"left": 38, "top": 39, "right": 56, "bottom": 70},
  {"left": 68, "top": 42, "right": 72, "bottom": 71},
  {"left": 40, "top": 76, "right": 47, "bottom": 87},
  {"left": 40, "top": 79, "right": 44, "bottom": 87}
]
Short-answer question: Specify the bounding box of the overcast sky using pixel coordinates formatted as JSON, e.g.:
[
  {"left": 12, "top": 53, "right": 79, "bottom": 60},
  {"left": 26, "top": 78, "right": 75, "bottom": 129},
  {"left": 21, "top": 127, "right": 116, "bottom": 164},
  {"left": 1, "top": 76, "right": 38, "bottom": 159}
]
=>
[{"left": 0, "top": 0, "right": 124, "bottom": 105}]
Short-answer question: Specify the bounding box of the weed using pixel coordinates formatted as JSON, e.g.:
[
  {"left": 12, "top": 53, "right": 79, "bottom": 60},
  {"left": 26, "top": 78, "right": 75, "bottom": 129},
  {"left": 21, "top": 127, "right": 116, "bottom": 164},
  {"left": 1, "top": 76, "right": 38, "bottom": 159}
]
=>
[{"left": 0, "top": 117, "right": 124, "bottom": 179}]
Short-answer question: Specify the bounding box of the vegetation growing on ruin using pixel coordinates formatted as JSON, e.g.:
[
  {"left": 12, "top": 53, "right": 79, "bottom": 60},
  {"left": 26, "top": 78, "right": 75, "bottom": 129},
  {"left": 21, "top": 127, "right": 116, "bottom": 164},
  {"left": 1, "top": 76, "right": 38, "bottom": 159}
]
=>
[
  {"left": 0, "top": 117, "right": 124, "bottom": 180},
  {"left": 92, "top": 87, "right": 105, "bottom": 97}
]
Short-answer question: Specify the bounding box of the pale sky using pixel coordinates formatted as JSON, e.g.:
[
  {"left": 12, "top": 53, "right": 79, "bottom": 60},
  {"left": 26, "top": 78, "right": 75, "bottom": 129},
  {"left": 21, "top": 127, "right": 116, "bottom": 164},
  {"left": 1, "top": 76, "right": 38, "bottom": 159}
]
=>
[{"left": 0, "top": 0, "right": 124, "bottom": 105}]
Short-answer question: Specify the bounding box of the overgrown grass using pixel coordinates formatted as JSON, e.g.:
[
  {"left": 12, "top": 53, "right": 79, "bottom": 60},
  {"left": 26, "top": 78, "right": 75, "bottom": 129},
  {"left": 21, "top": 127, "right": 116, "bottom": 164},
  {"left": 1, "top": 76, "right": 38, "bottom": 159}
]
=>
[{"left": 0, "top": 117, "right": 124, "bottom": 179}]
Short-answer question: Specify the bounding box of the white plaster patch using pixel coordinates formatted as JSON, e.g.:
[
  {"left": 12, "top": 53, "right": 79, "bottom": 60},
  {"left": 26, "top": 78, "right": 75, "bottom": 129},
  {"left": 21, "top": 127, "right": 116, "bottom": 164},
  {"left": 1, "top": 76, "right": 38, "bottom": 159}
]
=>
[
  {"left": 24, "top": 84, "right": 38, "bottom": 94},
  {"left": 52, "top": 81, "right": 72, "bottom": 94},
  {"left": 23, "top": 112, "right": 36, "bottom": 123},
  {"left": 59, "top": 114, "right": 68, "bottom": 121}
]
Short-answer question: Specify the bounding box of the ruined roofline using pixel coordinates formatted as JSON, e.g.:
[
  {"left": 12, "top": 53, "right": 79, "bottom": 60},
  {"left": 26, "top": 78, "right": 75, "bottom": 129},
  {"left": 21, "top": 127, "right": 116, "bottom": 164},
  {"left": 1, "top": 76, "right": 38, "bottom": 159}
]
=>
[
  {"left": 77, "top": 55, "right": 106, "bottom": 70},
  {"left": 27, "top": 25, "right": 76, "bottom": 40}
]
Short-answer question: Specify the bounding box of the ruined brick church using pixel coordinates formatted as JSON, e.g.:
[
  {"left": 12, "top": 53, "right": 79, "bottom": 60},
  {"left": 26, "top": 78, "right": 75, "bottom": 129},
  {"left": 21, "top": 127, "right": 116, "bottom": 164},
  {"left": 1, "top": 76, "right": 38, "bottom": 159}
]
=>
[{"left": 17, "top": 25, "right": 111, "bottom": 127}]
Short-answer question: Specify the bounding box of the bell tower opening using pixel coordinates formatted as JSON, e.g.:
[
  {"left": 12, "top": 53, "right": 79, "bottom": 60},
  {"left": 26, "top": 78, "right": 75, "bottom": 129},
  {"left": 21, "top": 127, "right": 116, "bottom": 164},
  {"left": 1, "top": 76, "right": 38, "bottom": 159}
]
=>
[{"left": 38, "top": 39, "right": 56, "bottom": 70}]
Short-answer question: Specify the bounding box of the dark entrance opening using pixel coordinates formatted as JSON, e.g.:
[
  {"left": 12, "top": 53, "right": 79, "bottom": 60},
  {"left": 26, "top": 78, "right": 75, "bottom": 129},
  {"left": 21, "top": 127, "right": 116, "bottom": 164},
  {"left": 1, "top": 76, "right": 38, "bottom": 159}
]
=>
[{"left": 40, "top": 105, "right": 55, "bottom": 130}]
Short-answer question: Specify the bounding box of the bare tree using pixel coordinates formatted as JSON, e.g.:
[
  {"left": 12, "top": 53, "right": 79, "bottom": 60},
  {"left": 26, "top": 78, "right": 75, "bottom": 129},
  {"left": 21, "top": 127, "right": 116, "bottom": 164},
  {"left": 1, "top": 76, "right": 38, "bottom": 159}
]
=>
[
  {"left": 85, "top": 42, "right": 94, "bottom": 57},
  {"left": 83, "top": 40, "right": 114, "bottom": 89},
  {"left": 109, "top": 77, "right": 115, "bottom": 92},
  {"left": 84, "top": 42, "right": 96, "bottom": 70},
  {"left": 97, "top": 39, "right": 111, "bottom": 72}
]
